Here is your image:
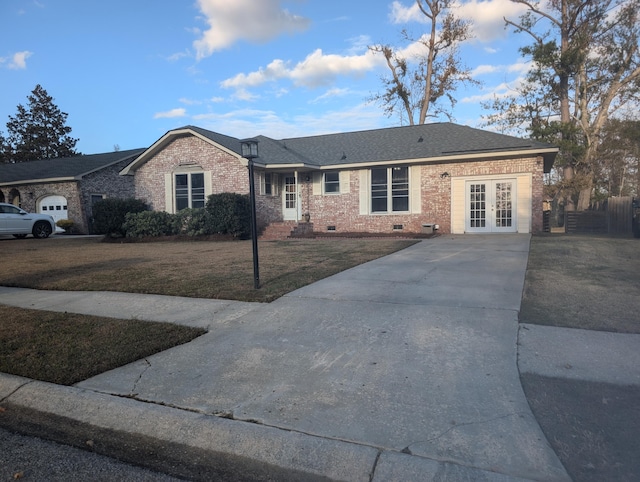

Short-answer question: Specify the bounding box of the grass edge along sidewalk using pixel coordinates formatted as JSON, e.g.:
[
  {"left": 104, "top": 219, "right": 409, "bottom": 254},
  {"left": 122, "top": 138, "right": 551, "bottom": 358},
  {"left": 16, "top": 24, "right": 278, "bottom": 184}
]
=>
[{"left": 0, "top": 238, "right": 418, "bottom": 385}]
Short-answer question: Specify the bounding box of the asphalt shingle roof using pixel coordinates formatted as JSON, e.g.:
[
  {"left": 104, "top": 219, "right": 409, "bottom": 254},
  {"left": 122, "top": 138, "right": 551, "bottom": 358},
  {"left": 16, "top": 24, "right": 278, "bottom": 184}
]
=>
[
  {"left": 275, "top": 123, "right": 556, "bottom": 167},
  {"left": 0, "top": 149, "right": 145, "bottom": 185},
  {"left": 3, "top": 123, "right": 557, "bottom": 185},
  {"left": 172, "top": 122, "right": 556, "bottom": 169}
]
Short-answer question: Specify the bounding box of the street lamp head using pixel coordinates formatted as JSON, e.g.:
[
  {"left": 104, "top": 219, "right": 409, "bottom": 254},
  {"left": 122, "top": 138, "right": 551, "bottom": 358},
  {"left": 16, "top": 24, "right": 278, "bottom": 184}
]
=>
[{"left": 240, "top": 139, "right": 259, "bottom": 159}]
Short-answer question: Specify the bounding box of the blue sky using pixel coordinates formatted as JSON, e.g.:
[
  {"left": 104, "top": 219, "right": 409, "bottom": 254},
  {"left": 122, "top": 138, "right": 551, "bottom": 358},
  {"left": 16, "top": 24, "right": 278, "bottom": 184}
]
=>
[{"left": 1, "top": 0, "right": 534, "bottom": 154}]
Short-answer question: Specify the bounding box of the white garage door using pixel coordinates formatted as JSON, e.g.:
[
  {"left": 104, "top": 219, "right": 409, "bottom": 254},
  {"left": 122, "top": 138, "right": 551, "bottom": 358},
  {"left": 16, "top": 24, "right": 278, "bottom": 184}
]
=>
[{"left": 39, "top": 195, "right": 68, "bottom": 224}]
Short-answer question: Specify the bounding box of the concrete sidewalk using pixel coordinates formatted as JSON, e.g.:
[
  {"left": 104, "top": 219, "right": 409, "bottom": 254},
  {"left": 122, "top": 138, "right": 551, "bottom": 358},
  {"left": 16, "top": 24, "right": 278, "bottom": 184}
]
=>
[{"left": 0, "top": 235, "right": 582, "bottom": 481}]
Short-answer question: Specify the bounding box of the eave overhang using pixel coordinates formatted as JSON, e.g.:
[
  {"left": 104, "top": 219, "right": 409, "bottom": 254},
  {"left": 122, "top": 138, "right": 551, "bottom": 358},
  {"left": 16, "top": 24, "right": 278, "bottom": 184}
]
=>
[{"left": 259, "top": 147, "right": 559, "bottom": 173}]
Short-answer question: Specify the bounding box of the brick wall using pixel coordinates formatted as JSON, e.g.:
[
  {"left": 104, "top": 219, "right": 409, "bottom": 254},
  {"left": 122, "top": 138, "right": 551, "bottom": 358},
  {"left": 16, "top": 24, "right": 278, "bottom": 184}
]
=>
[
  {"left": 80, "top": 158, "right": 136, "bottom": 232},
  {"left": 129, "top": 137, "right": 545, "bottom": 235},
  {"left": 134, "top": 136, "right": 249, "bottom": 211},
  {"left": 0, "top": 160, "right": 136, "bottom": 234},
  {"left": 299, "top": 156, "right": 544, "bottom": 235},
  {"left": 0, "top": 182, "right": 85, "bottom": 232}
]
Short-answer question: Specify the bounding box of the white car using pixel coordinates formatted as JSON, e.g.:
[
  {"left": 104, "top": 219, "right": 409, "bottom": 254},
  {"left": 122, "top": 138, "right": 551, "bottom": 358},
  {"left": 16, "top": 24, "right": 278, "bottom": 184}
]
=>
[{"left": 0, "top": 202, "right": 56, "bottom": 239}]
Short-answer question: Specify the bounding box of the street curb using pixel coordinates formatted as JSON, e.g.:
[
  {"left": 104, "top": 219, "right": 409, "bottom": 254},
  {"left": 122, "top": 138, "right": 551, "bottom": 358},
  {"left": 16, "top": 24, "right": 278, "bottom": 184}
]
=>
[
  {"left": 0, "top": 374, "right": 377, "bottom": 481},
  {"left": 0, "top": 373, "right": 534, "bottom": 481}
]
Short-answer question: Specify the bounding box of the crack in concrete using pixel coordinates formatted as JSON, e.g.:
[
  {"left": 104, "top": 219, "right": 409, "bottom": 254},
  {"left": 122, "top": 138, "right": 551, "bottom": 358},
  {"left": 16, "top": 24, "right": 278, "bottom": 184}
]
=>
[
  {"left": 405, "top": 411, "right": 529, "bottom": 450},
  {"left": 0, "top": 379, "right": 34, "bottom": 403},
  {"left": 131, "top": 359, "right": 151, "bottom": 396},
  {"left": 369, "top": 450, "right": 383, "bottom": 482}
]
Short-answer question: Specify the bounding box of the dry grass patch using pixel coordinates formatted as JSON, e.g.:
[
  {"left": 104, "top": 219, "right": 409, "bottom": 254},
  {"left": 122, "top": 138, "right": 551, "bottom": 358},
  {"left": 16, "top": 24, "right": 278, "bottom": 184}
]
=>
[
  {"left": 0, "top": 304, "right": 205, "bottom": 385},
  {"left": 0, "top": 237, "right": 418, "bottom": 302},
  {"left": 521, "top": 235, "right": 640, "bottom": 333}
]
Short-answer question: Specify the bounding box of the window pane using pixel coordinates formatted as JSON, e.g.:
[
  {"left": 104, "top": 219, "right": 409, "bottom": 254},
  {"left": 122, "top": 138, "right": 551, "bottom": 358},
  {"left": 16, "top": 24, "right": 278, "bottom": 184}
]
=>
[
  {"left": 324, "top": 171, "right": 340, "bottom": 193},
  {"left": 264, "top": 173, "right": 272, "bottom": 195},
  {"left": 371, "top": 168, "right": 388, "bottom": 212},
  {"left": 391, "top": 167, "right": 409, "bottom": 212},
  {"left": 175, "top": 174, "right": 189, "bottom": 211},
  {"left": 191, "top": 173, "right": 205, "bottom": 208}
]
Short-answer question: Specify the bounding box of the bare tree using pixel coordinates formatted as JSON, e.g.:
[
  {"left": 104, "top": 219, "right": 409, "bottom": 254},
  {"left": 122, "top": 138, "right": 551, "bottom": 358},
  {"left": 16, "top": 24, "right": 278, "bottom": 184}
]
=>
[
  {"left": 489, "top": 0, "right": 640, "bottom": 208},
  {"left": 369, "top": 0, "right": 476, "bottom": 125}
]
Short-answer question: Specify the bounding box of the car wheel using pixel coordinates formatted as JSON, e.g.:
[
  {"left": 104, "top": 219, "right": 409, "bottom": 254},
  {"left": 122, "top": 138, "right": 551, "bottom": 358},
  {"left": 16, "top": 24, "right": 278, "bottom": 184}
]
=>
[{"left": 32, "top": 221, "right": 53, "bottom": 239}]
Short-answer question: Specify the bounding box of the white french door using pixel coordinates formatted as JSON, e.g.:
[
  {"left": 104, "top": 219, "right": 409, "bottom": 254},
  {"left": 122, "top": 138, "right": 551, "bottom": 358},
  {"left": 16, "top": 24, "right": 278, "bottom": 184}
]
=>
[
  {"left": 282, "top": 174, "right": 298, "bottom": 220},
  {"left": 466, "top": 180, "right": 517, "bottom": 233}
]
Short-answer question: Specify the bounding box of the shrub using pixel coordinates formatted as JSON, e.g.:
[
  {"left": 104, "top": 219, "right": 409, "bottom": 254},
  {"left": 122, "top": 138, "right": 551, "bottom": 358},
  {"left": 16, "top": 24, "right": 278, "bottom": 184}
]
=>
[
  {"left": 205, "top": 193, "right": 251, "bottom": 238},
  {"left": 56, "top": 219, "right": 74, "bottom": 233},
  {"left": 174, "top": 208, "right": 212, "bottom": 236},
  {"left": 91, "top": 198, "right": 148, "bottom": 237},
  {"left": 123, "top": 211, "right": 178, "bottom": 238}
]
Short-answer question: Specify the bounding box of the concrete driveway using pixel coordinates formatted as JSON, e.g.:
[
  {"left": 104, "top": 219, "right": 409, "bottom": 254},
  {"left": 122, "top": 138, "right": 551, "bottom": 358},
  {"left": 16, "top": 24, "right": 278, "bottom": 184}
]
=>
[{"left": 76, "top": 235, "right": 568, "bottom": 480}]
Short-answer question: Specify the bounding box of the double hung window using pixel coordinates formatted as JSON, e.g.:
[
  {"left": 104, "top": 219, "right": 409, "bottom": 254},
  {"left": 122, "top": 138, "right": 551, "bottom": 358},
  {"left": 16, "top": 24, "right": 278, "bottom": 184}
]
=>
[
  {"left": 175, "top": 172, "right": 205, "bottom": 210},
  {"left": 324, "top": 172, "right": 340, "bottom": 194},
  {"left": 371, "top": 166, "right": 409, "bottom": 213}
]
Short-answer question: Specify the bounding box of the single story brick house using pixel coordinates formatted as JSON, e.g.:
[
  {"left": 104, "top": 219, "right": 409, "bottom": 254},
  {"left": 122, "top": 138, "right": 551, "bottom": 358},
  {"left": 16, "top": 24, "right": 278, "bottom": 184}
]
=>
[
  {"left": 0, "top": 149, "right": 144, "bottom": 233},
  {"left": 121, "top": 123, "right": 557, "bottom": 236}
]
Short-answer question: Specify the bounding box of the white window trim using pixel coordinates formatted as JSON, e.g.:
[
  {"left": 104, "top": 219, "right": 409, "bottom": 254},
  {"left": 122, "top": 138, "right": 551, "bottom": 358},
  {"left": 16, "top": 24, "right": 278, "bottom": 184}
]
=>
[
  {"left": 370, "top": 166, "right": 410, "bottom": 214},
  {"left": 164, "top": 170, "right": 212, "bottom": 213},
  {"left": 323, "top": 171, "right": 340, "bottom": 195},
  {"left": 260, "top": 172, "right": 279, "bottom": 196}
]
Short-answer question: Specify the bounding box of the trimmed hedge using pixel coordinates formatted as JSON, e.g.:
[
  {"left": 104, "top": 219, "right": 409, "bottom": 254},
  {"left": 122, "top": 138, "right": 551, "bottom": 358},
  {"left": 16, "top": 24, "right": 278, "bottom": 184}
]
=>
[
  {"left": 205, "top": 193, "right": 251, "bottom": 238},
  {"left": 115, "top": 193, "right": 252, "bottom": 239},
  {"left": 123, "top": 211, "right": 178, "bottom": 238},
  {"left": 91, "top": 198, "right": 148, "bottom": 237}
]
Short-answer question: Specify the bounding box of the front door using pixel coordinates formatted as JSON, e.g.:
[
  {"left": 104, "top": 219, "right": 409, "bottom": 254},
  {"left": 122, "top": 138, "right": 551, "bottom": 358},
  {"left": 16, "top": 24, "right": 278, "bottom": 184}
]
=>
[
  {"left": 466, "top": 180, "right": 517, "bottom": 233},
  {"left": 282, "top": 174, "right": 298, "bottom": 220}
]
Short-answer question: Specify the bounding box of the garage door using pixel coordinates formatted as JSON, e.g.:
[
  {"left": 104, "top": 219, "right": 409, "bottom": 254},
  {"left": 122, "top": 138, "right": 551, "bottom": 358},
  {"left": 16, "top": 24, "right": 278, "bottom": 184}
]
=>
[{"left": 38, "top": 195, "right": 68, "bottom": 224}]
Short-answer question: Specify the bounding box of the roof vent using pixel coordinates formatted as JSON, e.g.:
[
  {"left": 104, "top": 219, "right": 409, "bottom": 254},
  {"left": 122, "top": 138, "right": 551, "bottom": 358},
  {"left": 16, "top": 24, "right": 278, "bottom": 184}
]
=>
[
  {"left": 418, "top": 136, "right": 423, "bottom": 143},
  {"left": 341, "top": 152, "right": 347, "bottom": 160}
]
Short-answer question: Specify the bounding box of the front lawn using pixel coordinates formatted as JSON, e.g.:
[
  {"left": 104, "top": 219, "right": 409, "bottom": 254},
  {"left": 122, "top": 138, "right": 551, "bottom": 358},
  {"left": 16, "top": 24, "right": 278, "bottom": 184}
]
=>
[
  {"left": 0, "top": 237, "right": 417, "bottom": 384},
  {"left": 0, "top": 237, "right": 417, "bottom": 302}
]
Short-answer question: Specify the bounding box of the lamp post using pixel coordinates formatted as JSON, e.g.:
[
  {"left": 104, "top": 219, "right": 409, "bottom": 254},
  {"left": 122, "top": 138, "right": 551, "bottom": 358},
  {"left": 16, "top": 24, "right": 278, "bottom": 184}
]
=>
[{"left": 241, "top": 139, "right": 260, "bottom": 289}]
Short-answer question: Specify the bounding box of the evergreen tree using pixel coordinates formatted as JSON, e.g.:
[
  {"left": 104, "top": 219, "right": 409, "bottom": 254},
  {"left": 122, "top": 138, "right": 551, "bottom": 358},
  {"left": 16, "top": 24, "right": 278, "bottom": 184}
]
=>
[{"left": 2, "top": 84, "right": 79, "bottom": 163}]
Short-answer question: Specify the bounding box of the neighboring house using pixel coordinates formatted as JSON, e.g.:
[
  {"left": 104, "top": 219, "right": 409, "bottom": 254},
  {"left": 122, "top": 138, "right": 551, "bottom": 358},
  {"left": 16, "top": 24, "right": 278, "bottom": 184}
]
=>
[
  {"left": 0, "top": 149, "right": 145, "bottom": 233},
  {"left": 121, "top": 123, "right": 557, "bottom": 236}
]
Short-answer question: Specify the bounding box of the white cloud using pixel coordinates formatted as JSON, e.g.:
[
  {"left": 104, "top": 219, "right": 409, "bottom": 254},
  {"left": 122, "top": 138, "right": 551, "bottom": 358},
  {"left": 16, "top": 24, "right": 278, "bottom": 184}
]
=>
[
  {"left": 471, "top": 60, "right": 531, "bottom": 77},
  {"left": 193, "top": 0, "right": 310, "bottom": 60},
  {"left": 461, "top": 79, "right": 524, "bottom": 103},
  {"left": 154, "top": 108, "right": 187, "bottom": 119},
  {"left": 191, "top": 103, "right": 388, "bottom": 140},
  {"left": 389, "top": 0, "right": 528, "bottom": 43},
  {"left": 507, "top": 61, "right": 531, "bottom": 74},
  {"left": 6, "top": 51, "right": 33, "bottom": 69},
  {"left": 167, "top": 50, "right": 191, "bottom": 62},
  {"left": 345, "top": 35, "right": 373, "bottom": 55},
  {"left": 289, "top": 49, "right": 381, "bottom": 87},
  {"left": 179, "top": 97, "right": 202, "bottom": 105},
  {"left": 472, "top": 64, "right": 500, "bottom": 76},
  {"left": 456, "top": 0, "right": 529, "bottom": 42},
  {"left": 310, "top": 88, "right": 351, "bottom": 104},
  {"left": 389, "top": 1, "right": 425, "bottom": 24},
  {"left": 221, "top": 48, "right": 384, "bottom": 93}
]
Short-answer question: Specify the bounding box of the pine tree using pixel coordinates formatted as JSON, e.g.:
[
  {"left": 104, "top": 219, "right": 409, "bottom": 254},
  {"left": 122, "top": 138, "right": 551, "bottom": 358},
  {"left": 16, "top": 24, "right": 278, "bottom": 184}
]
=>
[{"left": 2, "top": 84, "right": 79, "bottom": 163}]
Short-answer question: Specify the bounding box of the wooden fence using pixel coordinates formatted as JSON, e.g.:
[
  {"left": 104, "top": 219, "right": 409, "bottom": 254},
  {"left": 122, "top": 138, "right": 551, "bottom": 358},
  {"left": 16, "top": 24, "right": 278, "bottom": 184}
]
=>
[{"left": 565, "top": 196, "right": 633, "bottom": 235}]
